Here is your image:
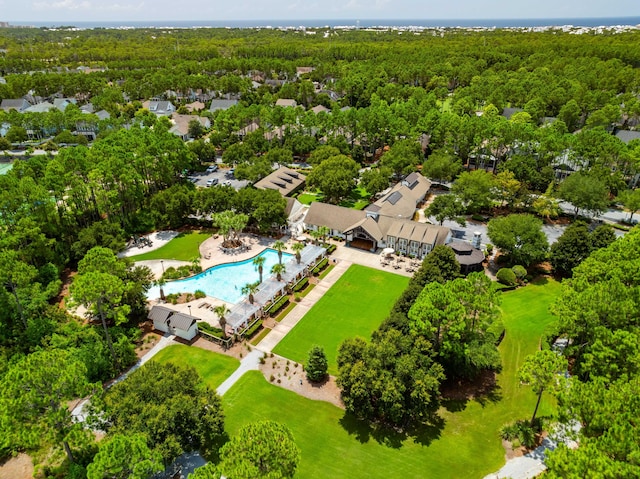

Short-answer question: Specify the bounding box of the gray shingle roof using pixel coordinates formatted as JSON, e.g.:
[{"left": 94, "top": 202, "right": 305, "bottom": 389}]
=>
[
  {"left": 615, "top": 130, "right": 640, "bottom": 144},
  {"left": 168, "top": 313, "right": 197, "bottom": 331},
  {"left": 209, "top": 99, "right": 238, "bottom": 112},
  {"left": 254, "top": 167, "right": 306, "bottom": 196}
]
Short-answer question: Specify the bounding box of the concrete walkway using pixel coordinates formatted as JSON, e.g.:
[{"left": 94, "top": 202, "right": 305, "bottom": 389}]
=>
[
  {"left": 216, "top": 348, "right": 263, "bottom": 396},
  {"left": 255, "top": 260, "right": 352, "bottom": 352}
]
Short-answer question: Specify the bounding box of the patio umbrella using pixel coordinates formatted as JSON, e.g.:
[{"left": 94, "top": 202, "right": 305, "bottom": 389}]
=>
[{"left": 382, "top": 247, "right": 395, "bottom": 256}]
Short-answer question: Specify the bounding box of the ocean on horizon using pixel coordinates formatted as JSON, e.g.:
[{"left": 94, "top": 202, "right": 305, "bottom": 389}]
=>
[{"left": 8, "top": 17, "right": 640, "bottom": 30}]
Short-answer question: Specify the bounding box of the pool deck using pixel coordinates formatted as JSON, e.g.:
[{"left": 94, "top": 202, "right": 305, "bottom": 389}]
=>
[{"left": 141, "top": 233, "right": 301, "bottom": 330}]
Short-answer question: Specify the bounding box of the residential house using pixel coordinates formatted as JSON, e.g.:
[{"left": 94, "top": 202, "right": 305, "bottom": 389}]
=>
[
  {"left": 311, "top": 105, "right": 330, "bottom": 115},
  {"left": 53, "top": 98, "right": 77, "bottom": 111},
  {"left": 149, "top": 305, "right": 199, "bottom": 342},
  {"left": 275, "top": 98, "right": 297, "bottom": 108},
  {"left": 0, "top": 98, "right": 31, "bottom": 112},
  {"left": 25, "top": 102, "right": 55, "bottom": 113},
  {"left": 296, "top": 66, "right": 314, "bottom": 77},
  {"left": 185, "top": 101, "right": 206, "bottom": 112},
  {"left": 146, "top": 100, "right": 176, "bottom": 116},
  {"left": 254, "top": 166, "right": 306, "bottom": 196},
  {"left": 234, "top": 121, "right": 261, "bottom": 140},
  {"left": 501, "top": 107, "right": 523, "bottom": 120},
  {"left": 304, "top": 172, "right": 449, "bottom": 257},
  {"left": 615, "top": 129, "right": 640, "bottom": 144},
  {"left": 209, "top": 99, "right": 238, "bottom": 113},
  {"left": 169, "top": 114, "right": 211, "bottom": 141}
]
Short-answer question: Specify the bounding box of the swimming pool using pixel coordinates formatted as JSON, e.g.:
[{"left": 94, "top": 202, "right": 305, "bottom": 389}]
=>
[{"left": 147, "top": 249, "right": 293, "bottom": 304}]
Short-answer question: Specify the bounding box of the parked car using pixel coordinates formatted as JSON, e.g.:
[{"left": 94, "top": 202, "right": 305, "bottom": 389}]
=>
[
  {"left": 206, "top": 164, "right": 218, "bottom": 172},
  {"left": 206, "top": 178, "right": 218, "bottom": 187}
]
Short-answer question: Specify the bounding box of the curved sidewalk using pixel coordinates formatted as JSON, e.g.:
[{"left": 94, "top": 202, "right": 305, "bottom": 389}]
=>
[{"left": 255, "top": 260, "right": 352, "bottom": 352}]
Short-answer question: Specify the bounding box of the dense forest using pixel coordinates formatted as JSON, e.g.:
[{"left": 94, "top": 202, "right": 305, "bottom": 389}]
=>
[{"left": 1, "top": 25, "right": 639, "bottom": 478}]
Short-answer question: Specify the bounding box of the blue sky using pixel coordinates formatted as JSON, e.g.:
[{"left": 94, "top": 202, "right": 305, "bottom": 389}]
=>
[{"left": 1, "top": 0, "right": 639, "bottom": 22}]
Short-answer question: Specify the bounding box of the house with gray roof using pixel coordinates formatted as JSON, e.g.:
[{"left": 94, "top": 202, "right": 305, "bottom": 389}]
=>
[
  {"left": 25, "top": 102, "right": 55, "bottom": 113},
  {"left": 53, "top": 98, "right": 77, "bottom": 111},
  {"left": 254, "top": 166, "right": 306, "bottom": 196},
  {"left": 209, "top": 99, "right": 238, "bottom": 112},
  {"left": 502, "top": 107, "right": 523, "bottom": 120},
  {"left": 1, "top": 98, "right": 31, "bottom": 112},
  {"left": 149, "top": 305, "right": 198, "bottom": 341},
  {"left": 615, "top": 129, "right": 640, "bottom": 144},
  {"left": 146, "top": 100, "right": 176, "bottom": 116}
]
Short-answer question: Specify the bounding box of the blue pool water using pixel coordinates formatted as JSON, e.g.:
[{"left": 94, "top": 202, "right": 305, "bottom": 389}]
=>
[{"left": 147, "top": 249, "right": 293, "bottom": 304}]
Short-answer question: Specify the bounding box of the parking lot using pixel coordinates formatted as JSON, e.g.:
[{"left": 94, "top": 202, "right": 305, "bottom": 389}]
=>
[{"left": 189, "top": 167, "right": 249, "bottom": 190}]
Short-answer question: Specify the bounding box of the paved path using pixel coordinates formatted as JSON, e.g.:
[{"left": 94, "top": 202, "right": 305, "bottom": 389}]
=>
[
  {"left": 216, "top": 348, "right": 263, "bottom": 395},
  {"left": 255, "top": 260, "right": 352, "bottom": 352}
]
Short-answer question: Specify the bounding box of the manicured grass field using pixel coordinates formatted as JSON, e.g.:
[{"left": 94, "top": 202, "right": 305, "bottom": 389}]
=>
[
  {"left": 297, "top": 187, "right": 371, "bottom": 210},
  {"left": 220, "top": 278, "right": 562, "bottom": 479},
  {"left": 129, "top": 232, "right": 210, "bottom": 262},
  {"left": 273, "top": 264, "right": 409, "bottom": 375},
  {"left": 152, "top": 344, "right": 239, "bottom": 389}
]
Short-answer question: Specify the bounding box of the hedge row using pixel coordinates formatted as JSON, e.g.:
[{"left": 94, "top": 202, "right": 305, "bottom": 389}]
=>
[
  {"left": 266, "top": 295, "right": 290, "bottom": 316},
  {"left": 311, "top": 257, "right": 329, "bottom": 275},
  {"left": 198, "top": 322, "right": 225, "bottom": 338},
  {"left": 293, "top": 277, "right": 309, "bottom": 292},
  {"left": 242, "top": 320, "right": 263, "bottom": 338}
]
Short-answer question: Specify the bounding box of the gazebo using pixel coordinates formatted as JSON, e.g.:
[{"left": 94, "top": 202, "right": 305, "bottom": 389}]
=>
[{"left": 447, "top": 241, "right": 485, "bottom": 274}]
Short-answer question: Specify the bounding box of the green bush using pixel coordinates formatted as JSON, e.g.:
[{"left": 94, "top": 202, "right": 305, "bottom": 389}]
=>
[
  {"left": 163, "top": 267, "right": 180, "bottom": 280},
  {"left": 266, "top": 295, "right": 290, "bottom": 316},
  {"left": 511, "top": 265, "right": 527, "bottom": 280},
  {"left": 293, "top": 277, "right": 309, "bottom": 292},
  {"left": 486, "top": 243, "right": 494, "bottom": 255},
  {"left": 311, "top": 257, "right": 329, "bottom": 275},
  {"left": 165, "top": 293, "right": 180, "bottom": 304},
  {"left": 198, "top": 322, "right": 225, "bottom": 338},
  {"left": 500, "top": 419, "right": 542, "bottom": 449},
  {"left": 326, "top": 244, "right": 337, "bottom": 254},
  {"left": 496, "top": 268, "right": 518, "bottom": 286},
  {"left": 177, "top": 265, "right": 192, "bottom": 277},
  {"left": 242, "top": 320, "right": 263, "bottom": 338},
  {"left": 194, "top": 290, "right": 206, "bottom": 299}
]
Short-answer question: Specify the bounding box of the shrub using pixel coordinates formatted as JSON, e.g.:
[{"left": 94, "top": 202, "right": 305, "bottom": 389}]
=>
[
  {"left": 496, "top": 268, "right": 517, "bottom": 286},
  {"left": 242, "top": 320, "right": 263, "bottom": 338},
  {"left": 500, "top": 419, "right": 542, "bottom": 449},
  {"left": 163, "top": 267, "right": 180, "bottom": 280},
  {"left": 326, "top": 244, "right": 337, "bottom": 254},
  {"left": 194, "top": 289, "right": 206, "bottom": 299},
  {"left": 198, "top": 322, "right": 225, "bottom": 338},
  {"left": 293, "top": 277, "right": 309, "bottom": 292},
  {"left": 486, "top": 243, "right": 494, "bottom": 255},
  {"left": 177, "top": 265, "right": 191, "bottom": 277},
  {"left": 266, "top": 295, "right": 289, "bottom": 316},
  {"left": 294, "top": 293, "right": 301, "bottom": 302},
  {"left": 311, "top": 257, "right": 329, "bottom": 275},
  {"left": 511, "top": 265, "right": 527, "bottom": 281}
]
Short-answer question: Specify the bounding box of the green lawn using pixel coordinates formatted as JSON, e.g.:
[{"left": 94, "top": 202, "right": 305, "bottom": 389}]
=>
[
  {"left": 128, "top": 232, "right": 210, "bottom": 262},
  {"left": 273, "top": 264, "right": 409, "bottom": 375},
  {"left": 219, "top": 278, "right": 562, "bottom": 479},
  {"left": 297, "top": 186, "right": 371, "bottom": 210},
  {"left": 152, "top": 344, "right": 239, "bottom": 389},
  {"left": 338, "top": 186, "right": 371, "bottom": 210}
]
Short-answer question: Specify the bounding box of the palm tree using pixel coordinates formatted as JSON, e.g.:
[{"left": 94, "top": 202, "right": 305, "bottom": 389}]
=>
[
  {"left": 154, "top": 278, "right": 166, "bottom": 301},
  {"left": 292, "top": 242, "right": 305, "bottom": 264},
  {"left": 253, "top": 255, "right": 266, "bottom": 283},
  {"left": 271, "top": 263, "right": 286, "bottom": 281},
  {"left": 310, "top": 229, "right": 322, "bottom": 245},
  {"left": 190, "top": 256, "right": 201, "bottom": 273},
  {"left": 318, "top": 226, "right": 330, "bottom": 245},
  {"left": 213, "top": 304, "right": 230, "bottom": 336},
  {"left": 273, "top": 240, "right": 286, "bottom": 264},
  {"left": 241, "top": 282, "right": 259, "bottom": 304}
]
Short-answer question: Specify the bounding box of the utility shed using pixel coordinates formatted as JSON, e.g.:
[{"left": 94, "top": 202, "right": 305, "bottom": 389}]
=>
[{"left": 149, "top": 305, "right": 198, "bottom": 341}]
